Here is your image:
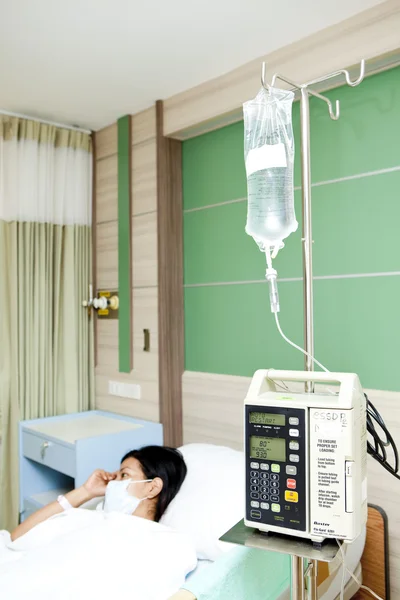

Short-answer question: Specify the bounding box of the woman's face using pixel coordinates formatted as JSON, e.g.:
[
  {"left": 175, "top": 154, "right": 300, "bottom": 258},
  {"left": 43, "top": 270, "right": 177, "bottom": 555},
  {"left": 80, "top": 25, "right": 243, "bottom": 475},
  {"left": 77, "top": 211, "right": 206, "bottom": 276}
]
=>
[{"left": 116, "top": 456, "right": 152, "bottom": 499}]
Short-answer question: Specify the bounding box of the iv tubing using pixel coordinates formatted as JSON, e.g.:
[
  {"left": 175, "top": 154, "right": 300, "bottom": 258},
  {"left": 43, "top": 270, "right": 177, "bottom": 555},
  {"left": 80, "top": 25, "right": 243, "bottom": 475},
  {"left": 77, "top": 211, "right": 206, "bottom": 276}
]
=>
[{"left": 274, "top": 312, "right": 329, "bottom": 373}]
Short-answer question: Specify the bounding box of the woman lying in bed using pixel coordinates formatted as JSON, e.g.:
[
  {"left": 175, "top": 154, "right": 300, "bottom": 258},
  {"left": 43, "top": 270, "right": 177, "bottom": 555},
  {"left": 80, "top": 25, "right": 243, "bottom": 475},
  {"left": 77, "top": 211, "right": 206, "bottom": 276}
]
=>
[
  {"left": 2, "top": 446, "right": 196, "bottom": 600},
  {"left": 11, "top": 445, "right": 187, "bottom": 541}
]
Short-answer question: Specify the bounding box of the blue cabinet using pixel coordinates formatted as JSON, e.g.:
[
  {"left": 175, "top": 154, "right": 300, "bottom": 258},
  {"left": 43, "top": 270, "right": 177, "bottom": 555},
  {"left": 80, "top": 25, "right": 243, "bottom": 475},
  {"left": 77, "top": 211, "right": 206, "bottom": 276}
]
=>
[{"left": 19, "top": 410, "right": 163, "bottom": 521}]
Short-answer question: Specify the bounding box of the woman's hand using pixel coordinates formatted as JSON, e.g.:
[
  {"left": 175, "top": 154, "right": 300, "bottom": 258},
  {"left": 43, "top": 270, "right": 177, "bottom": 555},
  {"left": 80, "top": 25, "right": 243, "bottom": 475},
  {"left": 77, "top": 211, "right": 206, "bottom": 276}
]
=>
[
  {"left": 83, "top": 469, "right": 116, "bottom": 499},
  {"left": 11, "top": 469, "right": 116, "bottom": 542}
]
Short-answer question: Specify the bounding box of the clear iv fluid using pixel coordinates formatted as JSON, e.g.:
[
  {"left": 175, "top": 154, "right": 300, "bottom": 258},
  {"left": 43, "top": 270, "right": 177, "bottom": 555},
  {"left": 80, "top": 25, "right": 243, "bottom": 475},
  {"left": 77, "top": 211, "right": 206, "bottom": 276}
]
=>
[
  {"left": 243, "top": 87, "right": 298, "bottom": 252},
  {"left": 245, "top": 161, "right": 297, "bottom": 251}
]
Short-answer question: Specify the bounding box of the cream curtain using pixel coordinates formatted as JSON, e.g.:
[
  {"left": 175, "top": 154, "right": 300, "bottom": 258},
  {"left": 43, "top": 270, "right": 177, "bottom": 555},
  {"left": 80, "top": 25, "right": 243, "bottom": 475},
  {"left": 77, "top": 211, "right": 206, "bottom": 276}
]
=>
[{"left": 0, "top": 117, "right": 94, "bottom": 530}]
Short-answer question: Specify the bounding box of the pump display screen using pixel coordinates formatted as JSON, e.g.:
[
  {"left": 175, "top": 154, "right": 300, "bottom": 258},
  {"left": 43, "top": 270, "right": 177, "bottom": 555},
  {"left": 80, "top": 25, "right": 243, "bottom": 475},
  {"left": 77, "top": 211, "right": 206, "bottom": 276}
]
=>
[
  {"left": 249, "top": 412, "right": 285, "bottom": 426},
  {"left": 250, "top": 436, "right": 286, "bottom": 461}
]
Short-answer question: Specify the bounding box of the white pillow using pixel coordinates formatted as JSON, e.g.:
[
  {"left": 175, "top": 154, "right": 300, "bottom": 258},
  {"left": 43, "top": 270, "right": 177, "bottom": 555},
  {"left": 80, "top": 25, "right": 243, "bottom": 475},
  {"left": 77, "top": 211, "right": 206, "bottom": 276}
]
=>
[{"left": 161, "top": 443, "right": 244, "bottom": 560}]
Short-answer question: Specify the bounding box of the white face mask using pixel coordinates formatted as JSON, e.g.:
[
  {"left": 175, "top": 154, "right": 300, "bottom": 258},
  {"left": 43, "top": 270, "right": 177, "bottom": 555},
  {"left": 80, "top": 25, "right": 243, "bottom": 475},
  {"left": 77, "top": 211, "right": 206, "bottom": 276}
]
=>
[{"left": 104, "top": 479, "right": 152, "bottom": 514}]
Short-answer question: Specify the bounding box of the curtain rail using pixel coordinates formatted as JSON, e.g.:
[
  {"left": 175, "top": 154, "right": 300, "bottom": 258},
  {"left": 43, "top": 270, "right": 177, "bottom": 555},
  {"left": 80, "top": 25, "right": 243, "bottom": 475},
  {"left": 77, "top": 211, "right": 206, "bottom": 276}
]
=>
[{"left": 0, "top": 109, "right": 92, "bottom": 134}]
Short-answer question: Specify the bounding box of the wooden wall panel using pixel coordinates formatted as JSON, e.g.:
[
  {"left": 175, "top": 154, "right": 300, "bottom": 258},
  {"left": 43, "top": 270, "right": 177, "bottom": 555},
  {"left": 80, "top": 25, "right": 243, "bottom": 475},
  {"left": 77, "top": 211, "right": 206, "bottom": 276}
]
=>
[
  {"left": 132, "top": 140, "right": 157, "bottom": 216},
  {"left": 96, "top": 319, "right": 118, "bottom": 370},
  {"left": 133, "top": 139, "right": 156, "bottom": 170},
  {"left": 132, "top": 107, "right": 156, "bottom": 146},
  {"left": 96, "top": 123, "right": 118, "bottom": 160},
  {"left": 156, "top": 100, "right": 184, "bottom": 447},
  {"left": 133, "top": 287, "right": 158, "bottom": 375},
  {"left": 96, "top": 368, "right": 159, "bottom": 422},
  {"left": 96, "top": 155, "right": 118, "bottom": 224},
  {"left": 96, "top": 220, "right": 118, "bottom": 289},
  {"left": 132, "top": 212, "right": 157, "bottom": 288},
  {"left": 96, "top": 290, "right": 158, "bottom": 374},
  {"left": 94, "top": 109, "right": 159, "bottom": 425}
]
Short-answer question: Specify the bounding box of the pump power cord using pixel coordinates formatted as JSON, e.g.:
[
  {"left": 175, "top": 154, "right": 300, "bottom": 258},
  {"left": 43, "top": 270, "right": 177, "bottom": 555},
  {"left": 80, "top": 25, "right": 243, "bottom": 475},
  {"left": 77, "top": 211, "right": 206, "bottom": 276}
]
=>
[{"left": 365, "top": 392, "right": 400, "bottom": 480}]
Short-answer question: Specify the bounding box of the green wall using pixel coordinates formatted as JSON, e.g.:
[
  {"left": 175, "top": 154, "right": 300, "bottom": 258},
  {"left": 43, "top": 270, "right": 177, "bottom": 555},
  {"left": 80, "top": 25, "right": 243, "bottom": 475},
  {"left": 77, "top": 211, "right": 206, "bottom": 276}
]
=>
[
  {"left": 182, "top": 67, "right": 400, "bottom": 392},
  {"left": 118, "top": 115, "right": 132, "bottom": 374}
]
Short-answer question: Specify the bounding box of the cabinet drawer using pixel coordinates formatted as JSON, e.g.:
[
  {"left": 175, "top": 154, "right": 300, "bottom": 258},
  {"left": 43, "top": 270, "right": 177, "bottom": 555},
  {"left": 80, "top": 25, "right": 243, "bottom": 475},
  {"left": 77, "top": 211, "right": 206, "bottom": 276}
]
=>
[{"left": 22, "top": 431, "right": 76, "bottom": 478}]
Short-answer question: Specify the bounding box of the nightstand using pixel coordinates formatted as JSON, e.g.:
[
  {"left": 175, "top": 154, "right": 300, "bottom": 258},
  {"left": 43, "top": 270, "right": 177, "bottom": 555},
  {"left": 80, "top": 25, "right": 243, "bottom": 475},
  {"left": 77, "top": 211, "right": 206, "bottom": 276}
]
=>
[{"left": 19, "top": 410, "right": 163, "bottom": 521}]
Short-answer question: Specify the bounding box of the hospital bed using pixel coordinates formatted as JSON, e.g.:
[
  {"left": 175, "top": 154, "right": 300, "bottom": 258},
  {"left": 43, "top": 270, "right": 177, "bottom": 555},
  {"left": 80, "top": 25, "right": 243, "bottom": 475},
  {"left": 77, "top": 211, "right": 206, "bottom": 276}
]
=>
[{"left": 1, "top": 444, "right": 387, "bottom": 600}]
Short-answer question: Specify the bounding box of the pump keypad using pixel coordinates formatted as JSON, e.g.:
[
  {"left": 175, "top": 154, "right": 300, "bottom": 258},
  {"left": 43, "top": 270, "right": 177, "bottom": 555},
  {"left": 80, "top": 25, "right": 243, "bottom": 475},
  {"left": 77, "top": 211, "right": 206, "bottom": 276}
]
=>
[
  {"left": 246, "top": 406, "right": 306, "bottom": 532},
  {"left": 249, "top": 470, "right": 284, "bottom": 504}
]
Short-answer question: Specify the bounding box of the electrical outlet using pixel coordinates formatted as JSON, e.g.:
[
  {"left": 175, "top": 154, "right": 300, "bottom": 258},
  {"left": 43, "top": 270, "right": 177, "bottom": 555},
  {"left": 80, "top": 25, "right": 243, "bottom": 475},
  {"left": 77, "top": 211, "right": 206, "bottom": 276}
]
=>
[
  {"left": 108, "top": 381, "right": 141, "bottom": 400},
  {"left": 108, "top": 381, "right": 119, "bottom": 395},
  {"left": 124, "top": 383, "right": 141, "bottom": 400}
]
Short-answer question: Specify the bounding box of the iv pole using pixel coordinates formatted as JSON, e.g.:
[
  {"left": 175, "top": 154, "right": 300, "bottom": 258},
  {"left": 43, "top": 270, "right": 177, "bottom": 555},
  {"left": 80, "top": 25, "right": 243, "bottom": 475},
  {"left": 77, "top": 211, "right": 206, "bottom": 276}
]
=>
[{"left": 261, "top": 59, "right": 365, "bottom": 600}]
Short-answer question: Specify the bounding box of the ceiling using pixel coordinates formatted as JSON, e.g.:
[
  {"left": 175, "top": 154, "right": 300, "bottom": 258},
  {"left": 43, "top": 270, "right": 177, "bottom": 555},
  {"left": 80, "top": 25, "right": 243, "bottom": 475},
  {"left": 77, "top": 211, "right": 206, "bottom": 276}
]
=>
[{"left": 0, "top": 0, "right": 385, "bottom": 131}]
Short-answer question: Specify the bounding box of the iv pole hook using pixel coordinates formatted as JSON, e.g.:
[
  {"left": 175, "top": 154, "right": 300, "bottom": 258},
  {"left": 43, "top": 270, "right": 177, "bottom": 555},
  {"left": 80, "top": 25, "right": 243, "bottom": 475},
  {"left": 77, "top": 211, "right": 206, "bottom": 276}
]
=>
[
  {"left": 261, "top": 62, "right": 271, "bottom": 91},
  {"left": 304, "top": 59, "right": 366, "bottom": 88},
  {"left": 340, "top": 58, "right": 366, "bottom": 87},
  {"left": 307, "top": 88, "right": 340, "bottom": 121},
  {"left": 262, "top": 59, "right": 365, "bottom": 93}
]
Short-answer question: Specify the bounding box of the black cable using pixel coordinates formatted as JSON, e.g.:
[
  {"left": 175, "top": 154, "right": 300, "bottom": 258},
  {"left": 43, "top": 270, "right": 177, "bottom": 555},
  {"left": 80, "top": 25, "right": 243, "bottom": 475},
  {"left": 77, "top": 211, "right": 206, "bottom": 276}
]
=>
[
  {"left": 272, "top": 311, "right": 400, "bottom": 482},
  {"left": 365, "top": 392, "right": 400, "bottom": 480}
]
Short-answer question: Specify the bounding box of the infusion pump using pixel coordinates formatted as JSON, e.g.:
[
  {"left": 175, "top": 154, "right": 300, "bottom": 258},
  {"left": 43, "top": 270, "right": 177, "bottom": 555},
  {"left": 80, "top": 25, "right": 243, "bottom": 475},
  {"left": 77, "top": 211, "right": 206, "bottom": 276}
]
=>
[{"left": 244, "top": 369, "right": 367, "bottom": 543}]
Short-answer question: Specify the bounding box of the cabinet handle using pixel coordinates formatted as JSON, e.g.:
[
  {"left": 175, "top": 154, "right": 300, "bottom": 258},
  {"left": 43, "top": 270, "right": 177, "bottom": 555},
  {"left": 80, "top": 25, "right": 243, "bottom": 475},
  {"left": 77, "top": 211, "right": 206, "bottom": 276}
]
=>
[{"left": 40, "top": 441, "right": 50, "bottom": 460}]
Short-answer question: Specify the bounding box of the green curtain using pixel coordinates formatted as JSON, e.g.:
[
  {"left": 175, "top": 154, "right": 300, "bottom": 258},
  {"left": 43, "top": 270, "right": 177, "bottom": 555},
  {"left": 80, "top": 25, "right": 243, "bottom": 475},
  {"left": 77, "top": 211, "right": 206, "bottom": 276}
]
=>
[{"left": 0, "top": 119, "right": 94, "bottom": 530}]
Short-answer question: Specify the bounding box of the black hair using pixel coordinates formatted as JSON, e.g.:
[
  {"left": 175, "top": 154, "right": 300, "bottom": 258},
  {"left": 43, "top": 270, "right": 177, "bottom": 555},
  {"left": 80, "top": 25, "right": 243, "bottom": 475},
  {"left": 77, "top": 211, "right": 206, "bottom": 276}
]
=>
[{"left": 121, "top": 446, "right": 187, "bottom": 522}]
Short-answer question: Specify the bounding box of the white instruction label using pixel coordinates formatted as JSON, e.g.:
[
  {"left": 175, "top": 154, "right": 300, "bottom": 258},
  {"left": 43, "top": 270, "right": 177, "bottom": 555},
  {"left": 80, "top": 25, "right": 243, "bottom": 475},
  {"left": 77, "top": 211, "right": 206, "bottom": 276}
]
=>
[
  {"left": 246, "top": 143, "right": 287, "bottom": 177},
  {"left": 310, "top": 408, "right": 352, "bottom": 538}
]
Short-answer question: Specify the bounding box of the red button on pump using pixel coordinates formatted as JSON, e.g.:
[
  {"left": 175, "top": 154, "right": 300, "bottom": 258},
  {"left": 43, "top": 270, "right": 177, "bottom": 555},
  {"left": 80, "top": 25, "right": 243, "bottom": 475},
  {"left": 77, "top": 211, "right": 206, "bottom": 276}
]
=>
[{"left": 287, "top": 479, "right": 296, "bottom": 490}]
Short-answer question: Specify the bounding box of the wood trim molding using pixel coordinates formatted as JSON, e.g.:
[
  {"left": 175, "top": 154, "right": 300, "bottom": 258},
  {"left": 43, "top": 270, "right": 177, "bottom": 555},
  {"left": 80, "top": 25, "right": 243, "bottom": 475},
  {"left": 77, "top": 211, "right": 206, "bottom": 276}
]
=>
[
  {"left": 156, "top": 100, "right": 184, "bottom": 447},
  {"left": 163, "top": 0, "right": 400, "bottom": 138},
  {"left": 91, "top": 131, "right": 98, "bottom": 366}
]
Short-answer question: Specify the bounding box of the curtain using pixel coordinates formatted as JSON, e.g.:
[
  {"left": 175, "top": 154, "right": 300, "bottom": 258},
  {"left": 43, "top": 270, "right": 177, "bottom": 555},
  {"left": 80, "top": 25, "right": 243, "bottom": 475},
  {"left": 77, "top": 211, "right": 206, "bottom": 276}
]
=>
[{"left": 0, "top": 117, "right": 94, "bottom": 530}]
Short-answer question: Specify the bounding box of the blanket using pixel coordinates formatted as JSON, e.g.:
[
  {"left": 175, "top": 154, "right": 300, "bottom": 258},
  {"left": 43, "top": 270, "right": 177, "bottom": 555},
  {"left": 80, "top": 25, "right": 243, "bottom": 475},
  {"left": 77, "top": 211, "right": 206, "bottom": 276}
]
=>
[{"left": 0, "top": 509, "right": 197, "bottom": 600}]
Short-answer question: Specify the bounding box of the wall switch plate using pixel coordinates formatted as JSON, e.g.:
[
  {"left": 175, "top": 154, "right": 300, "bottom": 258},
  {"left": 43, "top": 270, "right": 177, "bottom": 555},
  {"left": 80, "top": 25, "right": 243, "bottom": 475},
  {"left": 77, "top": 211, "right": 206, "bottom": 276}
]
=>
[{"left": 108, "top": 381, "right": 141, "bottom": 400}]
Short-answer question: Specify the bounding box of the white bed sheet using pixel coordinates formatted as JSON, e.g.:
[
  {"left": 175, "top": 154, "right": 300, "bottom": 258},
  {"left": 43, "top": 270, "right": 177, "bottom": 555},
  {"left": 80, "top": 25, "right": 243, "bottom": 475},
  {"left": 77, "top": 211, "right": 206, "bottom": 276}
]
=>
[
  {"left": 0, "top": 508, "right": 197, "bottom": 600},
  {"left": 185, "top": 559, "right": 214, "bottom": 582}
]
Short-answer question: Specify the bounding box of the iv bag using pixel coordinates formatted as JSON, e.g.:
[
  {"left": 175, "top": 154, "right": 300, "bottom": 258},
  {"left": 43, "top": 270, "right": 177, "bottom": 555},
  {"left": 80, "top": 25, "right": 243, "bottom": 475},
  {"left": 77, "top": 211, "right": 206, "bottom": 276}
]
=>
[{"left": 243, "top": 87, "right": 297, "bottom": 252}]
